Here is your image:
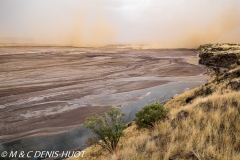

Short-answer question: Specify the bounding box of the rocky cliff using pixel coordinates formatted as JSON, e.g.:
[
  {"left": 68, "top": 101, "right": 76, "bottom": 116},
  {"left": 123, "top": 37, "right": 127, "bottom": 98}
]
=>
[
  {"left": 198, "top": 43, "right": 240, "bottom": 67},
  {"left": 68, "top": 44, "right": 240, "bottom": 160}
]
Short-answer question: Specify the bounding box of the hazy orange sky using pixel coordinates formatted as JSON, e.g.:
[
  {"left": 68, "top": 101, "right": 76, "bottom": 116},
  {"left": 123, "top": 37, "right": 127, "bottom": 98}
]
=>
[{"left": 0, "top": 0, "right": 240, "bottom": 48}]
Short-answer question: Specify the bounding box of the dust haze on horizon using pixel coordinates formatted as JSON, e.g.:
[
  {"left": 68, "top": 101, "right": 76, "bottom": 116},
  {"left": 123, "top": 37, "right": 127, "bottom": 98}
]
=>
[{"left": 0, "top": 0, "right": 240, "bottom": 48}]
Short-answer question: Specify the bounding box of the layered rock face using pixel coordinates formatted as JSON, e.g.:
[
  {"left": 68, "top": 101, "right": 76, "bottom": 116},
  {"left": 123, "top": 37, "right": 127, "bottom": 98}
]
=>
[
  {"left": 199, "top": 53, "right": 238, "bottom": 67},
  {"left": 198, "top": 43, "right": 240, "bottom": 68}
]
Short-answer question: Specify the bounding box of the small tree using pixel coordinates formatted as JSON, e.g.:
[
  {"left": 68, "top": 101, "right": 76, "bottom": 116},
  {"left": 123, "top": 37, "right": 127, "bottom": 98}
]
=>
[
  {"left": 135, "top": 101, "right": 168, "bottom": 129},
  {"left": 84, "top": 107, "right": 126, "bottom": 153}
]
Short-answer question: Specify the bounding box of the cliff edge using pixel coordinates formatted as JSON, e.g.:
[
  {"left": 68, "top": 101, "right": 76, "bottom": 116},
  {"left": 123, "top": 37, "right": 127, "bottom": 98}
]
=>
[
  {"left": 69, "top": 44, "right": 240, "bottom": 160},
  {"left": 198, "top": 43, "right": 240, "bottom": 67}
]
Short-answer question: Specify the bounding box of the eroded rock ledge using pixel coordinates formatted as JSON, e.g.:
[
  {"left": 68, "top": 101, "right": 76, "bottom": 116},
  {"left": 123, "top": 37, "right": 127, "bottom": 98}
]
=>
[{"left": 198, "top": 43, "right": 240, "bottom": 68}]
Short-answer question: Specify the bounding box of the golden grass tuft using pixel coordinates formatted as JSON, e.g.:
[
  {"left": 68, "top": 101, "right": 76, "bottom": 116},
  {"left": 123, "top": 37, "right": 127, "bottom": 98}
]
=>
[
  {"left": 68, "top": 50, "right": 240, "bottom": 160},
  {"left": 77, "top": 92, "right": 240, "bottom": 160}
]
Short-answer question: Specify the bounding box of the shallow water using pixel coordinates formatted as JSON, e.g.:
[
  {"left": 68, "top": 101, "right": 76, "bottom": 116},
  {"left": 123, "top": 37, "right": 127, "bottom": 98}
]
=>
[
  {"left": 0, "top": 47, "right": 208, "bottom": 159},
  {"left": 0, "top": 80, "right": 207, "bottom": 158}
]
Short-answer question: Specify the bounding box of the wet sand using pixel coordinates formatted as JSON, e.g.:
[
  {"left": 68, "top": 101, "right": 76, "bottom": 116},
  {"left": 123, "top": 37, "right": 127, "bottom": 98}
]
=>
[{"left": 0, "top": 47, "right": 206, "bottom": 148}]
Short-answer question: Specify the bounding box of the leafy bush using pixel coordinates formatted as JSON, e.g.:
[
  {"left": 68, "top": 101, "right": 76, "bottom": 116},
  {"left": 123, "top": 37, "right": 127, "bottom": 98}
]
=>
[
  {"left": 237, "top": 53, "right": 240, "bottom": 59},
  {"left": 135, "top": 101, "right": 168, "bottom": 129},
  {"left": 84, "top": 107, "right": 126, "bottom": 153}
]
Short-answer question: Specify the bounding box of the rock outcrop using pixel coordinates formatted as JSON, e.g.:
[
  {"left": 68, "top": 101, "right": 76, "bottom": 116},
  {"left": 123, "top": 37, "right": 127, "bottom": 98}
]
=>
[
  {"left": 198, "top": 44, "right": 240, "bottom": 68},
  {"left": 199, "top": 53, "right": 238, "bottom": 68}
]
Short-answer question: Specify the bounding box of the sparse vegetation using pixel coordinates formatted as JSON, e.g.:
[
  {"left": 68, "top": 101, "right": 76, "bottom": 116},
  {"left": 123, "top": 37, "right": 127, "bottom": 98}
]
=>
[
  {"left": 135, "top": 101, "right": 168, "bottom": 129},
  {"left": 69, "top": 44, "right": 240, "bottom": 160},
  {"left": 84, "top": 107, "right": 126, "bottom": 154},
  {"left": 237, "top": 53, "right": 240, "bottom": 59},
  {"left": 114, "top": 92, "right": 239, "bottom": 160},
  {"left": 199, "top": 43, "right": 240, "bottom": 68},
  {"left": 73, "top": 67, "right": 239, "bottom": 160}
]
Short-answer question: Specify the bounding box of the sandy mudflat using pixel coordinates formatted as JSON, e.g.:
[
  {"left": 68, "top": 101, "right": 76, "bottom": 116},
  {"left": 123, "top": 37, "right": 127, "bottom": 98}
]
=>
[{"left": 0, "top": 46, "right": 205, "bottom": 143}]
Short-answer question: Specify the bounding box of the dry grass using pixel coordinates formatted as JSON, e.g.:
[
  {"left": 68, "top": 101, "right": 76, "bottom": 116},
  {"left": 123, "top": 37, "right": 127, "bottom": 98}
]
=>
[
  {"left": 199, "top": 43, "right": 240, "bottom": 55},
  {"left": 69, "top": 84, "right": 240, "bottom": 160},
  {"left": 72, "top": 91, "right": 240, "bottom": 160},
  {"left": 68, "top": 51, "right": 240, "bottom": 160}
]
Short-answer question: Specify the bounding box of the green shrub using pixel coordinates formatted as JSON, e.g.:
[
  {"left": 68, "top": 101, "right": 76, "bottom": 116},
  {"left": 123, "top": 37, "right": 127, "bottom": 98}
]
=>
[
  {"left": 84, "top": 107, "right": 126, "bottom": 153},
  {"left": 135, "top": 101, "right": 168, "bottom": 129},
  {"left": 237, "top": 53, "right": 240, "bottom": 59}
]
